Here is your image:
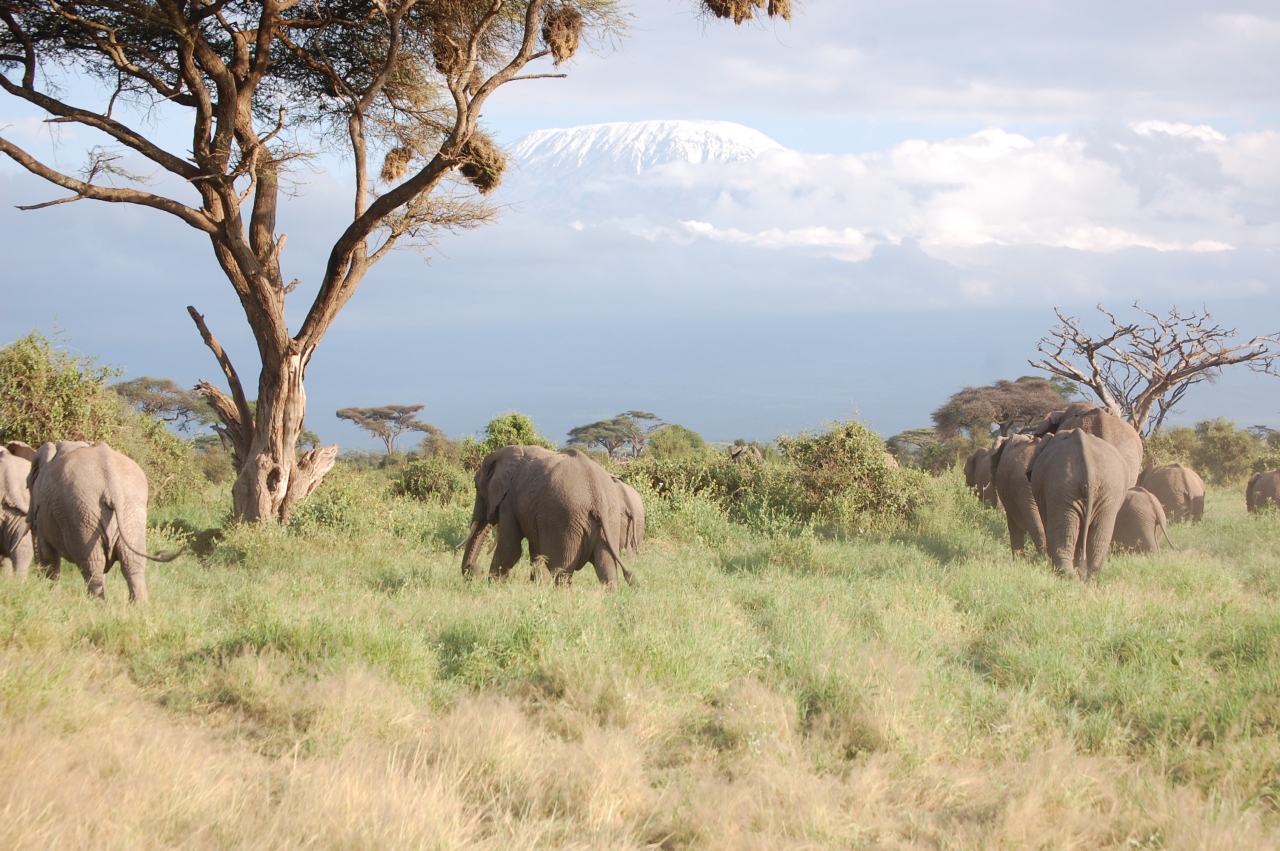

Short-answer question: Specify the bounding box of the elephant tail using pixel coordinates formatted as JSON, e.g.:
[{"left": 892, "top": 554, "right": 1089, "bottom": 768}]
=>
[
  {"left": 101, "top": 500, "right": 184, "bottom": 563},
  {"left": 1161, "top": 524, "right": 1177, "bottom": 552}
]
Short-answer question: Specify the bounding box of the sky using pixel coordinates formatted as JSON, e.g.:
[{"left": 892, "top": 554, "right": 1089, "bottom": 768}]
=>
[{"left": 3, "top": 1, "right": 1280, "bottom": 448}]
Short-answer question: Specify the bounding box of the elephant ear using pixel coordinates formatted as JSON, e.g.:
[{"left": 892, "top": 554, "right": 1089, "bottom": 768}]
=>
[
  {"left": 27, "top": 442, "right": 61, "bottom": 493},
  {"left": 1031, "top": 410, "right": 1065, "bottom": 437},
  {"left": 484, "top": 447, "right": 527, "bottom": 516},
  {"left": 5, "top": 441, "right": 36, "bottom": 463},
  {"left": 988, "top": 437, "right": 1011, "bottom": 471}
]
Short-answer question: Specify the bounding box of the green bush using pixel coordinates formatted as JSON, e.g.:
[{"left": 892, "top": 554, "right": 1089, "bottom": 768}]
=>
[
  {"left": 397, "top": 457, "right": 471, "bottom": 505},
  {"left": 1146, "top": 419, "right": 1269, "bottom": 485},
  {"left": 622, "top": 419, "right": 924, "bottom": 535},
  {"left": 0, "top": 331, "right": 202, "bottom": 504},
  {"left": 646, "top": 424, "right": 707, "bottom": 460}
]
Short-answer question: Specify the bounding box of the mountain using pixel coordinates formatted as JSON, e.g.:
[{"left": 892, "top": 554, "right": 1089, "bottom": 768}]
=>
[{"left": 508, "top": 119, "right": 786, "bottom": 179}]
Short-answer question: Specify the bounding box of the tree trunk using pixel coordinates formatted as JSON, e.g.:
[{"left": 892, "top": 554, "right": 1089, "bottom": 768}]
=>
[{"left": 190, "top": 308, "right": 338, "bottom": 524}]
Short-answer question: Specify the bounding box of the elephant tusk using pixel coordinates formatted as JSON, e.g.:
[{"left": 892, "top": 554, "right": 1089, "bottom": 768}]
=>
[{"left": 455, "top": 520, "right": 479, "bottom": 552}]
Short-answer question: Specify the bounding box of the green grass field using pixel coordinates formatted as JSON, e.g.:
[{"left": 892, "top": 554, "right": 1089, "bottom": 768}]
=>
[{"left": 3, "top": 466, "right": 1280, "bottom": 848}]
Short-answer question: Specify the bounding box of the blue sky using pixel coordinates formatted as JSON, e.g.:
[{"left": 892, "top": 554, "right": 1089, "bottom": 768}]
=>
[{"left": 3, "top": 2, "right": 1280, "bottom": 448}]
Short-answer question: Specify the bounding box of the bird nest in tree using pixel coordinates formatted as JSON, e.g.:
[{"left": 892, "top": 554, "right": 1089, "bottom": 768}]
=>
[
  {"left": 459, "top": 133, "right": 505, "bottom": 195},
  {"left": 381, "top": 146, "right": 412, "bottom": 183},
  {"left": 702, "top": 0, "right": 790, "bottom": 24},
  {"left": 541, "top": 5, "right": 583, "bottom": 64}
]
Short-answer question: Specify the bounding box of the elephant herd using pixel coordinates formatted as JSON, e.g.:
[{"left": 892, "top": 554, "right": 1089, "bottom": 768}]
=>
[
  {"left": 965, "top": 401, "right": 1218, "bottom": 581},
  {"left": 459, "top": 445, "right": 644, "bottom": 589},
  {"left": 0, "top": 440, "right": 175, "bottom": 602}
]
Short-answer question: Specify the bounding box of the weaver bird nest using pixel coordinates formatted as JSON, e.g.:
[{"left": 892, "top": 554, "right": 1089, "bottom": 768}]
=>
[
  {"left": 703, "top": 0, "right": 791, "bottom": 24},
  {"left": 541, "top": 5, "right": 584, "bottom": 64},
  {"left": 459, "top": 133, "right": 506, "bottom": 195},
  {"left": 381, "top": 147, "right": 413, "bottom": 183}
]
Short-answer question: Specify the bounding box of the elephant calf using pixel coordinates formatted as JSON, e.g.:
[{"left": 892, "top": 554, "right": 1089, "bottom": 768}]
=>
[
  {"left": 28, "top": 441, "right": 178, "bottom": 602},
  {"left": 1139, "top": 463, "right": 1205, "bottom": 523},
  {"left": 1112, "top": 487, "right": 1170, "bottom": 553},
  {"left": 1029, "top": 429, "right": 1128, "bottom": 581}
]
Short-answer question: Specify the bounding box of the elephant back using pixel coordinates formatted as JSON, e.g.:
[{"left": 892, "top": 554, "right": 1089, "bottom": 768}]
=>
[{"left": 1034, "top": 402, "right": 1143, "bottom": 488}]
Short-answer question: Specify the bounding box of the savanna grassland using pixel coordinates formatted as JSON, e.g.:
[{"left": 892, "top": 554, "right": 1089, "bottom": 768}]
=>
[{"left": 3, "top": 463, "right": 1280, "bottom": 849}]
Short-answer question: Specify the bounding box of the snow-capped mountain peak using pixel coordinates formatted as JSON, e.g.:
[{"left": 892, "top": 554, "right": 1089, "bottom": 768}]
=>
[{"left": 510, "top": 120, "right": 786, "bottom": 177}]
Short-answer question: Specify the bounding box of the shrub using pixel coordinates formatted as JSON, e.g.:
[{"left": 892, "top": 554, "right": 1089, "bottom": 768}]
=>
[
  {"left": 1146, "top": 419, "right": 1266, "bottom": 485},
  {"left": 646, "top": 424, "right": 707, "bottom": 460},
  {"left": 398, "top": 457, "right": 471, "bottom": 505},
  {"left": 0, "top": 331, "right": 202, "bottom": 504},
  {"left": 480, "top": 412, "right": 556, "bottom": 455},
  {"left": 622, "top": 419, "right": 924, "bottom": 535}
]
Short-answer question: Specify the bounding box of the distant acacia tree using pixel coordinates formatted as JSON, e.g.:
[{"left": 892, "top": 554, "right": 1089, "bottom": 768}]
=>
[
  {"left": 336, "top": 405, "right": 438, "bottom": 454},
  {"left": 0, "top": 0, "right": 788, "bottom": 523},
  {"left": 1032, "top": 304, "right": 1280, "bottom": 435},
  {"left": 567, "top": 411, "right": 664, "bottom": 457},
  {"left": 114, "top": 377, "right": 216, "bottom": 433},
  {"left": 932, "top": 376, "right": 1074, "bottom": 439}
]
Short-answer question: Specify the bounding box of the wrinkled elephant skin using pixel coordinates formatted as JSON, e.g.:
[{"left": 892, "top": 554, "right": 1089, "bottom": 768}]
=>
[
  {"left": 990, "top": 433, "right": 1045, "bottom": 555},
  {"left": 1029, "top": 429, "right": 1129, "bottom": 581},
  {"left": 1033, "top": 402, "right": 1143, "bottom": 489},
  {"left": 1139, "top": 463, "right": 1205, "bottom": 523},
  {"left": 1113, "top": 487, "right": 1169, "bottom": 553}
]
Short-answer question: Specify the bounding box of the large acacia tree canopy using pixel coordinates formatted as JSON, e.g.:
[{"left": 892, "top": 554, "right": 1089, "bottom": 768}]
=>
[{"left": 932, "top": 376, "right": 1074, "bottom": 439}]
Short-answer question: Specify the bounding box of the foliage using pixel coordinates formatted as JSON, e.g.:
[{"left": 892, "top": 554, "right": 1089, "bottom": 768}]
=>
[
  {"left": 336, "top": 405, "right": 439, "bottom": 454},
  {"left": 932, "top": 376, "right": 1071, "bottom": 439},
  {"left": 397, "top": 457, "right": 471, "bottom": 505},
  {"left": 567, "top": 411, "right": 664, "bottom": 457},
  {"left": 0, "top": 332, "right": 202, "bottom": 503},
  {"left": 885, "top": 427, "right": 986, "bottom": 475},
  {"left": 1145, "top": 418, "right": 1280, "bottom": 485},
  {"left": 644, "top": 423, "right": 707, "bottom": 460},
  {"left": 479, "top": 413, "right": 556, "bottom": 456},
  {"left": 623, "top": 419, "right": 924, "bottom": 534},
  {"left": 113, "top": 377, "right": 216, "bottom": 433}
]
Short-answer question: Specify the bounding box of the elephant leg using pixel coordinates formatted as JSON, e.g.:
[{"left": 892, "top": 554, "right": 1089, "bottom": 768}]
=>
[
  {"left": 1006, "top": 514, "right": 1026, "bottom": 556},
  {"left": 1049, "top": 510, "right": 1083, "bottom": 580},
  {"left": 591, "top": 541, "right": 619, "bottom": 591},
  {"left": 529, "top": 553, "right": 552, "bottom": 584},
  {"left": 79, "top": 551, "right": 108, "bottom": 600},
  {"left": 119, "top": 553, "right": 148, "bottom": 604},
  {"left": 11, "top": 533, "right": 32, "bottom": 579},
  {"left": 489, "top": 519, "right": 523, "bottom": 579},
  {"left": 1192, "top": 495, "right": 1204, "bottom": 523},
  {"left": 1084, "top": 511, "right": 1118, "bottom": 581}
]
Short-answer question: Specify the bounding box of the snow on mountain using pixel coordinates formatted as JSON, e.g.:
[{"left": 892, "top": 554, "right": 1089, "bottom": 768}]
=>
[{"left": 509, "top": 120, "right": 786, "bottom": 178}]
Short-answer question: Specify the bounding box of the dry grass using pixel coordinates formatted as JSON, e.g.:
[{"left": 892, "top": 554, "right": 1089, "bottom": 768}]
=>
[{"left": 1, "top": 471, "right": 1279, "bottom": 848}]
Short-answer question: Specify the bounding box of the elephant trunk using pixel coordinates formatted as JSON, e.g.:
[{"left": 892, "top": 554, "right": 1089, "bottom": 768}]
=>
[{"left": 460, "top": 520, "right": 493, "bottom": 577}]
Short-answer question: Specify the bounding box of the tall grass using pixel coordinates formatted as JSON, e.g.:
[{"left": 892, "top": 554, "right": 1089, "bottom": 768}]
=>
[{"left": 1, "top": 466, "right": 1278, "bottom": 847}]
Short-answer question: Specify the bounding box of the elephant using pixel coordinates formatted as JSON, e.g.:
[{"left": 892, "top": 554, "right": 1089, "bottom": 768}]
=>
[
  {"left": 1028, "top": 428, "right": 1129, "bottom": 581},
  {"left": 729, "top": 444, "right": 763, "bottom": 463},
  {"left": 27, "top": 441, "right": 178, "bottom": 602},
  {"left": 0, "top": 441, "right": 36, "bottom": 577},
  {"left": 1112, "top": 487, "right": 1170, "bottom": 553},
  {"left": 1247, "top": 470, "right": 1280, "bottom": 514},
  {"left": 1138, "top": 463, "right": 1205, "bottom": 523},
  {"left": 989, "top": 433, "right": 1046, "bottom": 555},
  {"left": 612, "top": 476, "right": 645, "bottom": 559},
  {"left": 883, "top": 452, "right": 900, "bottom": 469},
  {"left": 460, "top": 446, "right": 638, "bottom": 589},
  {"left": 1033, "top": 401, "right": 1143, "bottom": 488},
  {"left": 964, "top": 443, "right": 1002, "bottom": 509}
]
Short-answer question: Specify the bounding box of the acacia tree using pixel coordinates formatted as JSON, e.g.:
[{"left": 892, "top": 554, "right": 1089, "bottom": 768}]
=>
[
  {"left": 0, "top": 0, "right": 788, "bottom": 522},
  {"left": 336, "top": 404, "right": 438, "bottom": 454},
  {"left": 931, "top": 376, "right": 1074, "bottom": 439},
  {"left": 567, "top": 410, "right": 663, "bottom": 457},
  {"left": 1031, "top": 304, "right": 1280, "bottom": 436},
  {"left": 114, "top": 377, "right": 216, "bottom": 432}
]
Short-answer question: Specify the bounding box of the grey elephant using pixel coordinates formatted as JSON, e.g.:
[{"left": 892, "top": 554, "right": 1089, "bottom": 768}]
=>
[
  {"left": 989, "top": 433, "right": 1045, "bottom": 555},
  {"left": 1029, "top": 428, "right": 1129, "bottom": 581},
  {"left": 1139, "top": 463, "right": 1205, "bottom": 523},
  {"left": 460, "top": 446, "right": 637, "bottom": 589},
  {"left": 964, "top": 443, "right": 1002, "bottom": 509},
  {"left": 612, "top": 476, "right": 645, "bottom": 559},
  {"left": 1247, "top": 470, "right": 1280, "bottom": 514},
  {"left": 0, "top": 441, "right": 36, "bottom": 577},
  {"left": 1112, "top": 487, "right": 1170, "bottom": 553},
  {"left": 729, "top": 444, "right": 763, "bottom": 463},
  {"left": 1033, "top": 401, "right": 1143, "bottom": 488},
  {"left": 27, "top": 441, "right": 178, "bottom": 602}
]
